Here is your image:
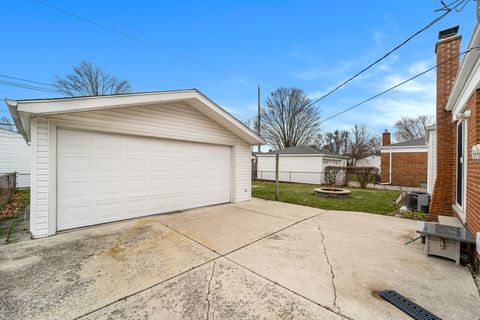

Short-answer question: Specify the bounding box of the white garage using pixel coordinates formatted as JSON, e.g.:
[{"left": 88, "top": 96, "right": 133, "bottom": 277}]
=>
[
  {"left": 257, "top": 146, "right": 349, "bottom": 184},
  {"left": 7, "top": 90, "right": 264, "bottom": 237}
]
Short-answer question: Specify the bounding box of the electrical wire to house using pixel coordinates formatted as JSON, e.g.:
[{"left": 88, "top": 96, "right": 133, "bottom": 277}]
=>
[
  {"left": 305, "top": 0, "right": 470, "bottom": 109},
  {"left": 319, "top": 46, "right": 479, "bottom": 124},
  {"left": 0, "top": 0, "right": 471, "bottom": 125}
]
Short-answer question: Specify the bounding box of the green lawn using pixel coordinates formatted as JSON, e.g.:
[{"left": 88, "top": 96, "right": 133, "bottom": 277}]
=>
[{"left": 252, "top": 181, "right": 400, "bottom": 215}]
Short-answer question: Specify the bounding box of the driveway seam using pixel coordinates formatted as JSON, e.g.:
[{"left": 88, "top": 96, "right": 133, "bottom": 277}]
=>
[
  {"left": 223, "top": 256, "right": 355, "bottom": 320},
  {"left": 75, "top": 211, "right": 327, "bottom": 319},
  {"left": 74, "top": 257, "right": 218, "bottom": 319},
  {"left": 305, "top": 222, "right": 420, "bottom": 247},
  {"left": 231, "top": 204, "right": 321, "bottom": 223}
]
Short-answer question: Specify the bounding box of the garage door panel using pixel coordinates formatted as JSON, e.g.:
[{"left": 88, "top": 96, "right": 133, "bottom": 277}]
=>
[
  {"left": 57, "top": 129, "right": 231, "bottom": 231},
  {"left": 94, "top": 179, "right": 122, "bottom": 196}
]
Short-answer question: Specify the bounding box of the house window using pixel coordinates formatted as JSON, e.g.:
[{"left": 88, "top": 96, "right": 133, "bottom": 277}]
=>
[{"left": 456, "top": 121, "right": 465, "bottom": 208}]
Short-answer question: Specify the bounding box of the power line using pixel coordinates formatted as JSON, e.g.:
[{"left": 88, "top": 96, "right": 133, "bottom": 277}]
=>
[
  {"left": 0, "top": 79, "right": 62, "bottom": 94},
  {"left": 307, "top": 0, "right": 469, "bottom": 108},
  {"left": 319, "top": 46, "right": 479, "bottom": 124},
  {"left": 0, "top": 74, "right": 55, "bottom": 87},
  {"left": 31, "top": 0, "right": 263, "bottom": 90}
]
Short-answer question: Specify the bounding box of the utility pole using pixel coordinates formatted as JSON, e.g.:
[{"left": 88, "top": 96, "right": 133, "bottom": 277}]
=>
[{"left": 257, "top": 84, "right": 261, "bottom": 153}]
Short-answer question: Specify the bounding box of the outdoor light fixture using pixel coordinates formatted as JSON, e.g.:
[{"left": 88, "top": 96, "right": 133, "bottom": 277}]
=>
[{"left": 452, "top": 109, "right": 471, "bottom": 122}]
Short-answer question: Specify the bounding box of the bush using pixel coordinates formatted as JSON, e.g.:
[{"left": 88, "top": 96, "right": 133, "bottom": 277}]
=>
[
  {"left": 324, "top": 166, "right": 347, "bottom": 186},
  {"left": 346, "top": 167, "right": 379, "bottom": 188}
]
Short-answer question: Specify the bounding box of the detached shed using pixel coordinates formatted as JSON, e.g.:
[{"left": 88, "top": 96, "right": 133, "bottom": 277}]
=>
[
  {"left": 6, "top": 89, "right": 264, "bottom": 237},
  {"left": 256, "top": 146, "right": 348, "bottom": 184},
  {"left": 0, "top": 128, "right": 30, "bottom": 188}
]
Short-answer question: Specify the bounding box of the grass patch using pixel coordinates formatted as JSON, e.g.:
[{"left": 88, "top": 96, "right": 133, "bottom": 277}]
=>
[
  {"left": 252, "top": 181, "right": 400, "bottom": 215},
  {"left": 400, "top": 211, "right": 429, "bottom": 221}
]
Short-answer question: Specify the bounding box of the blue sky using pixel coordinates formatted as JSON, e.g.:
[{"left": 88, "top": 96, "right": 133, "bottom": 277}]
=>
[{"left": 0, "top": 1, "right": 477, "bottom": 137}]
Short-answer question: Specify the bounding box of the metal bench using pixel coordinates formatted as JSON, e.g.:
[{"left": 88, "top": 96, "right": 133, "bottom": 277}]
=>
[{"left": 416, "top": 221, "right": 475, "bottom": 264}]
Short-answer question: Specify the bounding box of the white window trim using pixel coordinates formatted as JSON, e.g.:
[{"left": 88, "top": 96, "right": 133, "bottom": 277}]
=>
[{"left": 454, "top": 119, "right": 467, "bottom": 223}]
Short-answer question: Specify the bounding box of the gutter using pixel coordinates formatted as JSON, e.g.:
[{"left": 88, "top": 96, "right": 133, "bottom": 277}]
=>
[{"left": 5, "top": 98, "right": 29, "bottom": 143}]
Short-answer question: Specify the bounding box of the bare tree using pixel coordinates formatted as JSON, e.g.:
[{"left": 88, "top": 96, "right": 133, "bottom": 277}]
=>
[
  {"left": 53, "top": 61, "right": 132, "bottom": 96},
  {"left": 368, "top": 136, "right": 382, "bottom": 155},
  {"left": 394, "top": 114, "right": 433, "bottom": 142},
  {"left": 261, "top": 87, "right": 320, "bottom": 149},
  {"left": 0, "top": 116, "right": 16, "bottom": 132},
  {"left": 347, "top": 124, "right": 372, "bottom": 166},
  {"left": 314, "top": 130, "right": 349, "bottom": 155}
]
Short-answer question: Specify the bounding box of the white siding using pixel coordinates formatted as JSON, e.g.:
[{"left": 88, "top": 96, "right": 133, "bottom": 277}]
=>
[
  {"left": 427, "top": 129, "right": 437, "bottom": 194},
  {"left": 256, "top": 154, "right": 346, "bottom": 185},
  {"left": 232, "top": 144, "right": 251, "bottom": 202},
  {"left": 30, "top": 117, "right": 49, "bottom": 237},
  {"left": 30, "top": 102, "right": 252, "bottom": 237},
  {"left": 49, "top": 102, "right": 242, "bottom": 146},
  {"left": 0, "top": 129, "right": 31, "bottom": 187},
  {"left": 355, "top": 155, "right": 381, "bottom": 171}
]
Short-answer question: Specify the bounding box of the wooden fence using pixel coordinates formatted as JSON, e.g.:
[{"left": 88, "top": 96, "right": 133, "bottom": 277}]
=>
[{"left": 0, "top": 172, "right": 16, "bottom": 209}]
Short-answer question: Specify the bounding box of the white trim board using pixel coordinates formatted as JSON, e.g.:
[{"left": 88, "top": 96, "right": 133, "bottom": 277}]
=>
[
  {"left": 446, "top": 22, "right": 480, "bottom": 114},
  {"left": 5, "top": 89, "right": 265, "bottom": 145},
  {"left": 380, "top": 147, "right": 428, "bottom": 153}
]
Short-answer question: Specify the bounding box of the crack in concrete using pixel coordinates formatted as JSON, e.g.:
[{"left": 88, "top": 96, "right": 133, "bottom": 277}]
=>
[
  {"left": 75, "top": 209, "right": 332, "bottom": 319},
  {"left": 315, "top": 220, "right": 340, "bottom": 314},
  {"left": 205, "top": 260, "right": 216, "bottom": 320},
  {"left": 224, "top": 256, "right": 355, "bottom": 320}
]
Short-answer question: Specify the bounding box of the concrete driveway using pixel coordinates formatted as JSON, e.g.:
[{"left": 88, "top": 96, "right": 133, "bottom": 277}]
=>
[{"left": 1, "top": 199, "right": 479, "bottom": 320}]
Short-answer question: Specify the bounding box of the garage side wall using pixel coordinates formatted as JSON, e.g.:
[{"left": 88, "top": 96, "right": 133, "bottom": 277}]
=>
[
  {"left": 232, "top": 144, "right": 252, "bottom": 203},
  {"left": 30, "top": 117, "right": 49, "bottom": 237},
  {"left": 30, "top": 102, "right": 252, "bottom": 237}
]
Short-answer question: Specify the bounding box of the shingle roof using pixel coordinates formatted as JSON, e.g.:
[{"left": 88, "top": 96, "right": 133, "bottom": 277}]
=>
[
  {"left": 261, "top": 145, "right": 348, "bottom": 158},
  {"left": 387, "top": 137, "right": 426, "bottom": 147}
]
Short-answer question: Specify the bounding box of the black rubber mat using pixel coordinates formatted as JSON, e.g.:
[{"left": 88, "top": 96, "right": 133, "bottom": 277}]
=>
[{"left": 379, "top": 290, "right": 441, "bottom": 320}]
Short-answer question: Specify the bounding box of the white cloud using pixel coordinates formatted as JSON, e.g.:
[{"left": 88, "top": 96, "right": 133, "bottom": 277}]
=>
[
  {"left": 373, "top": 30, "right": 385, "bottom": 44},
  {"left": 407, "top": 59, "right": 434, "bottom": 75},
  {"left": 288, "top": 45, "right": 312, "bottom": 59},
  {"left": 292, "top": 58, "right": 355, "bottom": 81},
  {"left": 318, "top": 58, "right": 436, "bottom": 134}
]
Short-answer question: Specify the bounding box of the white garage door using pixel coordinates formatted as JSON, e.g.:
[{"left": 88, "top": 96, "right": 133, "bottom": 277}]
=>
[{"left": 57, "top": 129, "right": 231, "bottom": 231}]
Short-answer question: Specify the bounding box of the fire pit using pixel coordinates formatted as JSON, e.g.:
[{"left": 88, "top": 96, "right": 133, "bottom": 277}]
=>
[{"left": 314, "top": 188, "right": 351, "bottom": 199}]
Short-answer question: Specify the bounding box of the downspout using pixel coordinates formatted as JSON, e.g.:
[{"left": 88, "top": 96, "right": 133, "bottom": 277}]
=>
[{"left": 380, "top": 148, "right": 392, "bottom": 185}]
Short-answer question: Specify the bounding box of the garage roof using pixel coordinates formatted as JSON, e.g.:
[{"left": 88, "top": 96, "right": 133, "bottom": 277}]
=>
[
  {"left": 5, "top": 89, "right": 265, "bottom": 145},
  {"left": 259, "top": 145, "right": 349, "bottom": 158},
  {"left": 381, "top": 137, "right": 426, "bottom": 148}
]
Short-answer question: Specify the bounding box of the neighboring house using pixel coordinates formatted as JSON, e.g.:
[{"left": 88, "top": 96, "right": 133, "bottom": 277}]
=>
[
  {"left": 426, "top": 124, "right": 437, "bottom": 194},
  {"left": 6, "top": 89, "right": 264, "bottom": 238},
  {"left": 428, "top": 23, "right": 480, "bottom": 262},
  {"left": 256, "top": 146, "right": 349, "bottom": 184},
  {"left": 355, "top": 155, "right": 381, "bottom": 172},
  {"left": 0, "top": 127, "right": 30, "bottom": 188},
  {"left": 380, "top": 130, "right": 428, "bottom": 187}
]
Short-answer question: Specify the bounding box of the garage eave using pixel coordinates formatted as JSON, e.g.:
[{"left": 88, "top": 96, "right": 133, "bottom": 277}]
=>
[
  {"left": 6, "top": 89, "right": 265, "bottom": 145},
  {"left": 5, "top": 98, "right": 30, "bottom": 142}
]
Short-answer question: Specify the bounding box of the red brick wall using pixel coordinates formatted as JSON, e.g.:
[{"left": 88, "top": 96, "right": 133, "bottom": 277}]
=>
[
  {"left": 380, "top": 152, "right": 428, "bottom": 187},
  {"left": 467, "top": 90, "right": 480, "bottom": 236},
  {"left": 429, "top": 35, "right": 461, "bottom": 218},
  {"left": 382, "top": 130, "right": 391, "bottom": 146}
]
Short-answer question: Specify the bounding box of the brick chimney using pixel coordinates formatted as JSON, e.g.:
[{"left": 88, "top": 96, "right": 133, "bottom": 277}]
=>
[
  {"left": 382, "top": 129, "right": 391, "bottom": 146},
  {"left": 429, "top": 26, "right": 461, "bottom": 217}
]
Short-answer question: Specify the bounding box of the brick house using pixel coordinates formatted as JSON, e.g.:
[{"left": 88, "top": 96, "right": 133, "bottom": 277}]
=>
[
  {"left": 429, "top": 21, "right": 480, "bottom": 263},
  {"left": 380, "top": 130, "right": 428, "bottom": 187}
]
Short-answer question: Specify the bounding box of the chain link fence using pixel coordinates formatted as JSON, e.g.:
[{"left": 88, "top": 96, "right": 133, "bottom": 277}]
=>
[
  {"left": 0, "top": 172, "right": 17, "bottom": 209},
  {"left": 256, "top": 169, "right": 427, "bottom": 192}
]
